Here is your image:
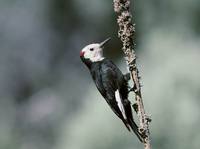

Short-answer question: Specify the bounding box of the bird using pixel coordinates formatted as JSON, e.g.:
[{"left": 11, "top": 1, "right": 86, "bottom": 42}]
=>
[{"left": 80, "top": 38, "right": 143, "bottom": 142}]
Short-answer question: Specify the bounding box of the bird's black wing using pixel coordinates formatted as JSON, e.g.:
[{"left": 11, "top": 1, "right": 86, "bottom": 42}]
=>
[
  {"left": 99, "top": 59, "right": 125, "bottom": 120},
  {"left": 91, "top": 60, "right": 143, "bottom": 142}
]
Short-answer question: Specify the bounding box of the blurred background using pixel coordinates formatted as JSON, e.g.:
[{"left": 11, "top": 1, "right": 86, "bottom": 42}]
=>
[{"left": 0, "top": 0, "right": 200, "bottom": 149}]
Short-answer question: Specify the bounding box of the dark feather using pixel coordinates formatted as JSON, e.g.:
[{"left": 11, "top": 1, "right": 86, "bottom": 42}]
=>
[{"left": 89, "top": 58, "right": 143, "bottom": 142}]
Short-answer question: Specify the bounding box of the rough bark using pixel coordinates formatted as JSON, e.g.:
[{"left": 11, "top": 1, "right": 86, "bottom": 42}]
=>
[{"left": 113, "top": 0, "right": 152, "bottom": 149}]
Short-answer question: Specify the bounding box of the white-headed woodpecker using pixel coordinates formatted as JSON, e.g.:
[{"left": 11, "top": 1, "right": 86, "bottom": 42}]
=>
[{"left": 80, "top": 38, "right": 143, "bottom": 142}]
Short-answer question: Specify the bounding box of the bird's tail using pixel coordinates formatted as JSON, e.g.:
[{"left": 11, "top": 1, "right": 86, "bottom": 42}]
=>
[{"left": 129, "top": 120, "right": 144, "bottom": 143}]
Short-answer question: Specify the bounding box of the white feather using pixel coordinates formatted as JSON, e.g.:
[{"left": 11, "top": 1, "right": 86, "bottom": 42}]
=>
[{"left": 115, "top": 89, "right": 127, "bottom": 119}]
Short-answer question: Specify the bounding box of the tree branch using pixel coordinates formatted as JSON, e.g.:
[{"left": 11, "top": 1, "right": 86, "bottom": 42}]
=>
[{"left": 113, "top": 0, "right": 151, "bottom": 149}]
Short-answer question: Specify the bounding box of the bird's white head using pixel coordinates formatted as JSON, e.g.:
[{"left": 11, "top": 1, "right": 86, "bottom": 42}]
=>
[{"left": 80, "top": 38, "right": 111, "bottom": 62}]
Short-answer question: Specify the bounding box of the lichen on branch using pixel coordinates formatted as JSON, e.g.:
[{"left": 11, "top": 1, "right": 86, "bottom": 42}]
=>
[{"left": 113, "top": 0, "right": 152, "bottom": 149}]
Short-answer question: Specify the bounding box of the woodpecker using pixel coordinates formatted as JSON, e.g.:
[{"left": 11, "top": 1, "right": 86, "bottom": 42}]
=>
[{"left": 80, "top": 38, "right": 143, "bottom": 142}]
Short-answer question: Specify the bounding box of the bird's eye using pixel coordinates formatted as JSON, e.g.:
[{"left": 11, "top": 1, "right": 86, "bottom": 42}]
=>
[{"left": 90, "top": 48, "right": 94, "bottom": 51}]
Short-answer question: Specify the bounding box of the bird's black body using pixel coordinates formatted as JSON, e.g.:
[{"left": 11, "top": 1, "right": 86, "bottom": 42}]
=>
[{"left": 81, "top": 57, "right": 143, "bottom": 142}]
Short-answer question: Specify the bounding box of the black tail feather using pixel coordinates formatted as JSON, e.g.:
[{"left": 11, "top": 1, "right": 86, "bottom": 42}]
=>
[
  {"left": 122, "top": 99, "right": 144, "bottom": 143},
  {"left": 129, "top": 120, "right": 144, "bottom": 143},
  {"left": 122, "top": 119, "right": 131, "bottom": 132}
]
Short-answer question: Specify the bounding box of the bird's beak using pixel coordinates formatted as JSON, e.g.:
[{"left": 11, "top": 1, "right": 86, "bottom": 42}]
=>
[{"left": 100, "top": 37, "right": 111, "bottom": 48}]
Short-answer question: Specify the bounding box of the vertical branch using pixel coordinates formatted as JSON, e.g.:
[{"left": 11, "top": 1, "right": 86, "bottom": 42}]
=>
[{"left": 113, "top": 0, "right": 151, "bottom": 149}]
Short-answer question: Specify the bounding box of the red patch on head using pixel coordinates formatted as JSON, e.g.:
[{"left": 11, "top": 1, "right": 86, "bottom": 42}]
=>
[{"left": 80, "top": 51, "right": 85, "bottom": 57}]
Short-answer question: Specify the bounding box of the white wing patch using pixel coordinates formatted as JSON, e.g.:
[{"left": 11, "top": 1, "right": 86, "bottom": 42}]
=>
[{"left": 115, "top": 90, "right": 127, "bottom": 119}]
